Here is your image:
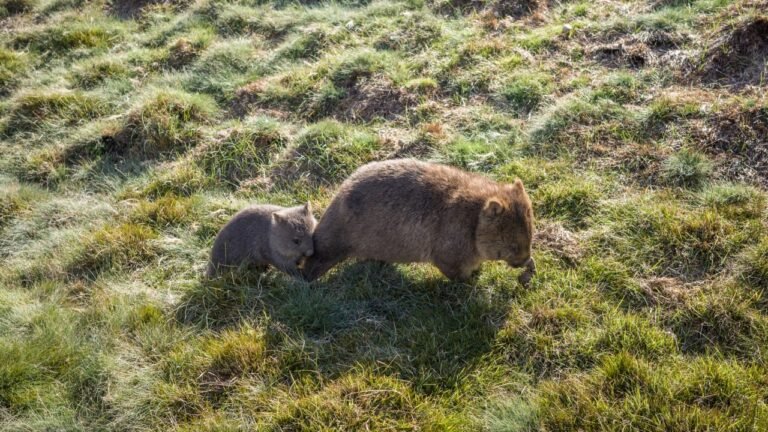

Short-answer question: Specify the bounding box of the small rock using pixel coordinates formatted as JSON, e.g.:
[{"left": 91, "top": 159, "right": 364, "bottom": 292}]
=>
[
  {"left": 562, "top": 24, "right": 573, "bottom": 38},
  {"left": 345, "top": 20, "right": 355, "bottom": 30}
]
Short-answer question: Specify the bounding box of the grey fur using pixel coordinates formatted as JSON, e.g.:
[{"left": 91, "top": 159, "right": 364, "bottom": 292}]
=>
[{"left": 207, "top": 203, "right": 317, "bottom": 278}]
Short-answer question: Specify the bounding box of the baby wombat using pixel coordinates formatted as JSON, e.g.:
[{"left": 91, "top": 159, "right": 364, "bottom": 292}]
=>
[
  {"left": 207, "top": 203, "right": 317, "bottom": 278},
  {"left": 302, "top": 159, "right": 536, "bottom": 285}
]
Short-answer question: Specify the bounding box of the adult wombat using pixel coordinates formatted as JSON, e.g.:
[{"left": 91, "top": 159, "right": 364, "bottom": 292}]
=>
[
  {"left": 302, "top": 159, "right": 536, "bottom": 285},
  {"left": 207, "top": 203, "right": 317, "bottom": 277}
]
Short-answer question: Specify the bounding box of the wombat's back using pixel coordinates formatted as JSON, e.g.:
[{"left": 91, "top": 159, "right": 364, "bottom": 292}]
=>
[{"left": 317, "top": 159, "right": 497, "bottom": 262}]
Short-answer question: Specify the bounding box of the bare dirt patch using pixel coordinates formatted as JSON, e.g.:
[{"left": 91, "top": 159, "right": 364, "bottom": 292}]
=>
[
  {"left": 109, "top": 0, "right": 187, "bottom": 18},
  {"left": 639, "top": 277, "right": 701, "bottom": 308},
  {"left": 533, "top": 220, "right": 583, "bottom": 265},
  {"left": 697, "top": 103, "right": 768, "bottom": 186},
  {"left": 333, "top": 75, "right": 417, "bottom": 122},
  {"left": 589, "top": 30, "right": 688, "bottom": 69},
  {"left": 697, "top": 17, "right": 768, "bottom": 88},
  {"left": 432, "top": 0, "right": 549, "bottom": 19},
  {"left": 230, "top": 80, "right": 268, "bottom": 118}
]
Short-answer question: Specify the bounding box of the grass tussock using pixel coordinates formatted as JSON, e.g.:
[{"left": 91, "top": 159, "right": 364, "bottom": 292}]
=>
[
  {"left": 4, "top": 91, "right": 110, "bottom": 135},
  {"left": 0, "top": 48, "right": 28, "bottom": 95},
  {"left": 67, "top": 222, "right": 159, "bottom": 278},
  {"left": 196, "top": 117, "right": 287, "bottom": 187},
  {"left": 107, "top": 90, "right": 218, "bottom": 158},
  {"left": 276, "top": 120, "right": 383, "bottom": 187}
]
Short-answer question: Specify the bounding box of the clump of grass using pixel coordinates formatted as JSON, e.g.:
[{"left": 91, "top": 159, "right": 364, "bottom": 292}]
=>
[
  {"left": 109, "top": 90, "right": 218, "bottom": 158},
  {"left": 69, "top": 58, "right": 131, "bottom": 89},
  {"left": 0, "top": 306, "right": 107, "bottom": 416},
  {"left": 183, "top": 38, "right": 262, "bottom": 101},
  {"left": 590, "top": 72, "right": 641, "bottom": 104},
  {"left": 269, "top": 371, "right": 467, "bottom": 430},
  {"left": 327, "top": 49, "right": 394, "bottom": 87},
  {"left": 699, "top": 183, "right": 766, "bottom": 220},
  {"left": 0, "top": 180, "right": 47, "bottom": 228},
  {"left": 131, "top": 195, "right": 200, "bottom": 228},
  {"left": 668, "top": 289, "right": 768, "bottom": 357},
  {"left": 202, "top": 324, "right": 268, "bottom": 379},
  {"left": 13, "top": 21, "right": 120, "bottom": 54},
  {"left": 404, "top": 77, "right": 439, "bottom": 95},
  {"left": 373, "top": 12, "right": 442, "bottom": 53},
  {"left": 0, "top": 48, "right": 27, "bottom": 94},
  {"left": 528, "top": 97, "right": 636, "bottom": 155},
  {"left": 499, "top": 72, "right": 550, "bottom": 115},
  {"left": 596, "top": 351, "right": 655, "bottom": 398},
  {"left": 280, "top": 120, "right": 382, "bottom": 186},
  {"left": 138, "top": 162, "right": 212, "bottom": 198},
  {"left": 3, "top": 91, "right": 109, "bottom": 135},
  {"left": 196, "top": 117, "right": 287, "bottom": 187},
  {"left": 595, "top": 313, "right": 677, "bottom": 359},
  {"left": 536, "top": 179, "right": 602, "bottom": 229},
  {"left": 18, "top": 146, "right": 69, "bottom": 186},
  {"left": 661, "top": 148, "right": 712, "bottom": 188},
  {"left": 0, "top": 0, "right": 35, "bottom": 17},
  {"left": 165, "top": 28, "right": 215, "bottom": 69},
  {"left": 592, "top": 196, "right": 761, "bottom": 279},
  {"left": 738, "top": 238, "right": 768, "bottom": 292},
  {"left": 538, "top": 354, "right": 768, "bottom": 431},
  {"left": 278, "top": 26, "right": 342, "bottom": 60},
  {"left": 440, "top": 136, "right": 515, "bottom": 172},
  {"left": 67, "top": 222, "right": 158, "bottom": 278}
]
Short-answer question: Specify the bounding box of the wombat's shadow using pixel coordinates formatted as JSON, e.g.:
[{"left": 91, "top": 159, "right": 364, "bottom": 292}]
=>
[{"left": 176, "top": 260, "right": 526, "bottom": 390}]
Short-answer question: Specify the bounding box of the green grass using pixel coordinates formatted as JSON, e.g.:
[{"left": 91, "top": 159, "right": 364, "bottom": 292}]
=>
[{"left": 1, "top": 0, "right": 768, "bottom": 430}]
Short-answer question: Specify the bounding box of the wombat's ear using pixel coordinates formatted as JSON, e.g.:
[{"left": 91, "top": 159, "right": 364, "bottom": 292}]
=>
[
  {"left": 483, "top": 198, "right": 505, "bottom": 217},
  {"left": 303, "top": 202, "right": 312, "bottom": 214},
  {"left": 506, "top": 179, "right": 525, "bottom": 194},
  {"left": 272, "top": 212, "right": 286, "bottom": 224}
]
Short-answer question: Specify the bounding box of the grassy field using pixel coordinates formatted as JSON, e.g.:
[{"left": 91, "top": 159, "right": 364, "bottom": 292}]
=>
[{"left": 1, "top": 0, "right": 768, "bottom": 429}]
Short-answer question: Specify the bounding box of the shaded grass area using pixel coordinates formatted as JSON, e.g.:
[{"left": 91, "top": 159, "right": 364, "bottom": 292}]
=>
[{"left": 1, "top": 0, "right": 768, "bottom": 430}]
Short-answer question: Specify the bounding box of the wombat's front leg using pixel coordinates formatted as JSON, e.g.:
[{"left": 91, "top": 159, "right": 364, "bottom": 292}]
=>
[
  {"left": 272, "top": 255, "right": 302, "bottom": 278},
  {"left": 434, "top": 259, "right": 478, "bottom": 282},
  {"left": 517, "top": 257, "right": 536, "bottom": 287}
]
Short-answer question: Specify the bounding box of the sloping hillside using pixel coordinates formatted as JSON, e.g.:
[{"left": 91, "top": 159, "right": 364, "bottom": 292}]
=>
[{"left": 1, "top": 0, "right": 767, "bottom": 430}]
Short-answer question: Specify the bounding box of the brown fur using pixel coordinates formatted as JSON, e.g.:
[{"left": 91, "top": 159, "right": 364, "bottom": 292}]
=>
[
  {"left": 207, "top": 203, "right": 317, "bottom": 278},
  {"left": 302, "top": 159, "right": 536, "bottom": 284}
]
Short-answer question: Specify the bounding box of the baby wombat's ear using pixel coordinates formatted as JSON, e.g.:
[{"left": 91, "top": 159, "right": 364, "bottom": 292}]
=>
[
  {"left": 483, "top": 198, "right": 505, "bottom": 217},
  {"left": 272, "top": 211, "right": 287, "bottom": 224},
  {"left": 303, "top": 202, "right": 312, "bottom": 214}
]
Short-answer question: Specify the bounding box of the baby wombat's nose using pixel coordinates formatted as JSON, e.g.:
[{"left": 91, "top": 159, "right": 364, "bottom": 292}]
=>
[{"left": 305, "top": 249, "right": 314, "bottom": 257}]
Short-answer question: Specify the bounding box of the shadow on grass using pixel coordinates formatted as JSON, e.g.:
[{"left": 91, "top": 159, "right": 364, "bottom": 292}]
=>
[{"left": 174, "top": 260, "right": 526, "bottom": 393}]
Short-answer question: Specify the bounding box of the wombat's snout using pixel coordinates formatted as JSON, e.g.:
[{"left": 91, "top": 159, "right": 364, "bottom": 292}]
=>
[{"left": 305, "top": 249, "right": 314, "bottom": 257}]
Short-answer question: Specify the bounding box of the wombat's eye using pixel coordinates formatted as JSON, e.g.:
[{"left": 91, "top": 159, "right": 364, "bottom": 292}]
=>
[{"left": 293, "top": 238, "right": 301, "bottom": 245}]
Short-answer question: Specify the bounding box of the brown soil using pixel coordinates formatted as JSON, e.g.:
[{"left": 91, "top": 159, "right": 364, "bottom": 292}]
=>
[
  {"left": 433, "top": 0, "right": 548, "bottom": 19},
  {"left": 333, "top": 75, "right": 417, "bottom": 122},
  {"left": 589, "top": 30, "right": 687, "bottom": 69},
  {"left": 697, "top": 103, "right": 768, "bottom": 186},
  {"left": 639, "top": 277, "right": 700, "bottom": 308},
  {"left": 230, "top": 80, "right": 268, "bottom": 118},
  {"left": 697, "top": 17, "right": 768, "bottom": 88},
  {"left": 109, "top": 0, "right": 183, "bottom": 18},
  {"left": 166, "top": 38, "right": 199, "bottom": 69},
  {"left": 533, "top": 221, "right": 583, "bottom": 266}
]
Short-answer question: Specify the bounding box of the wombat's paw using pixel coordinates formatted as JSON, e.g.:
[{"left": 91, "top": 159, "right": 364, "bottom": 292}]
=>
[{"left": 518, "top": 270, "right": 534, "bottom": 287}]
